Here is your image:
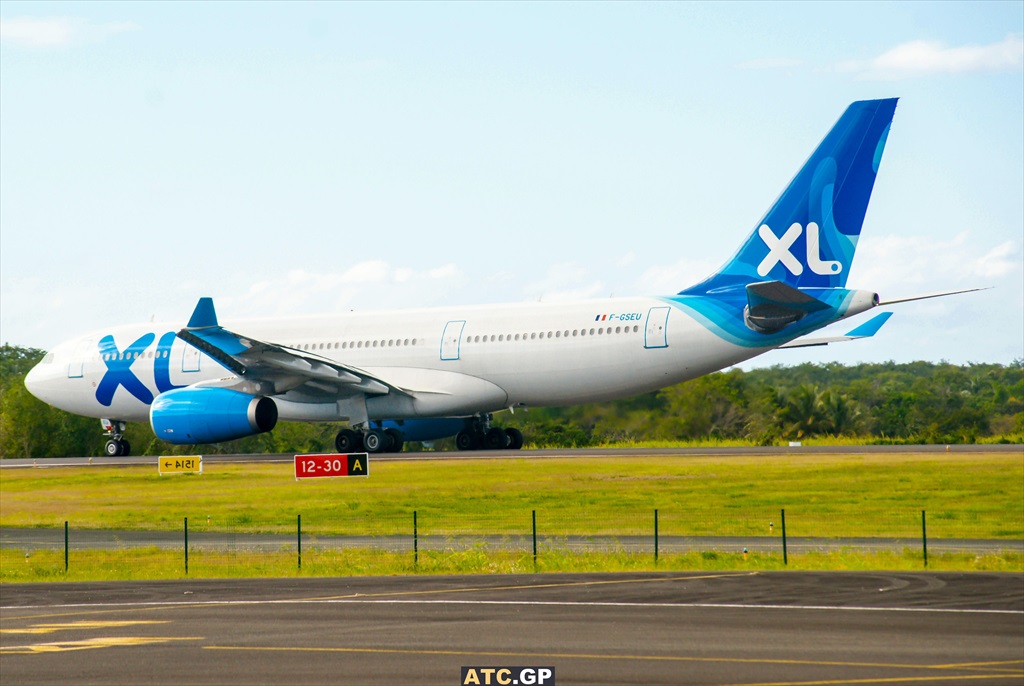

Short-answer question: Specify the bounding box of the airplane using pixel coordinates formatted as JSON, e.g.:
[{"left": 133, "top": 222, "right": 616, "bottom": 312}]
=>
[{"left": 24, "top": 98, "right": 979, "bottom": 457}]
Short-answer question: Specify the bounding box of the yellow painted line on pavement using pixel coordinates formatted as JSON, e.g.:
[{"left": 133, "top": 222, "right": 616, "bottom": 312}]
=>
[
  {"left": 1, "top": 620, "right": 169, "bottom": 635},
  {"left": 929, "top": 660, "right": 1024, "bottom": 670},
  {"left": 1, "top": 636, "right": 202, "bottom": 655},
  {"left": 729, "top": 675, "right": 1023, "bottom": 685}
]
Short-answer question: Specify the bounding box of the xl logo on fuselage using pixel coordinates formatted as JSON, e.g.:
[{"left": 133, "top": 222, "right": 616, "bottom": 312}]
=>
[
  {"left": 95, "top": 331, "right": 185, "bottom": 406},
  {"left": 757, "top": 222, "right": 841, "bottom": 277}
]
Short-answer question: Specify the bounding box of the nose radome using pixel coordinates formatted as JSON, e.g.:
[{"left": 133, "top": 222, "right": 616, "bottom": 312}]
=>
[
  {"left": 24, "top": 358, "right": 46, "bottom": 399},
  {"left": 24, "top": 352, "right": 59, "bottom": 404}
]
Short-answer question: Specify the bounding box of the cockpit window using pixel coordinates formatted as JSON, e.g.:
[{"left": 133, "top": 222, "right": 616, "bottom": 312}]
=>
[{"left": 41, "top": 353, "right": 55, "bottom": 364}]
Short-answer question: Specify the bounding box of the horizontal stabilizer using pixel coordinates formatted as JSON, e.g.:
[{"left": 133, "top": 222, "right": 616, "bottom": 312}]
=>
[
  {"left": 778, "top": 311, "right": 893, "bottom": 348},
  {"left": 744, "top": 280, "right": 831, "bottom": 334}
]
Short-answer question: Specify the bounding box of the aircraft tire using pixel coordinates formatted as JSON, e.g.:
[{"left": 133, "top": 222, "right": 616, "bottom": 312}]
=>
[
  {"left": 505, "top": 428, "right": 524, "bottom": 450},
  {"left": 484, "top": 427, "right": 510, "bottom": 450},
  {"left": 455, "top": 430, "right": 477, "bottom": 451},
  {"left": 384, "top": 428, "right": 404, "bottom": 453},
  {"left": 105, "top": 440, "right": 121, "bottom": 457},
  {"left": 119, "top": 439, "right": 130, "bottom": 456},
  {"left": 364, "top": 428, "right": 388, "bottom": 453},
  {"left": 335, "top": 429, "right": 362, "bottom": 453}
]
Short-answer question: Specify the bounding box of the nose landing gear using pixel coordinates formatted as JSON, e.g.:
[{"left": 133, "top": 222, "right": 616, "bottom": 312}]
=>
[{"left": 101, "top": 419, "right": 131, "bottom": 457}]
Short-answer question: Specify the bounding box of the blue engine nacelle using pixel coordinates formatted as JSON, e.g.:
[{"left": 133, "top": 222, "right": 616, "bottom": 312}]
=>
[{"left": 150, "top": 387, "right": 278, "bottom": 445}]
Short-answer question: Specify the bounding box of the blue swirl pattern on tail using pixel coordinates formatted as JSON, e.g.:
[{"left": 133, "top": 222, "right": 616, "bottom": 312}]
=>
[{"left": 682, "top": 98, "right": 898, "bottom": 295}]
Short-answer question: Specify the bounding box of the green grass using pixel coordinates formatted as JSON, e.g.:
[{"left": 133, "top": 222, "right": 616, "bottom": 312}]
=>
[
  {"left": 3, "top": 547, "right": 1020, "bottom": 583},
  {"left": 1, "top": 452, "right": 1021, "bottom": 581},
  {"left": 1, "top": 452, "right": 1020, "bottom": 536}
]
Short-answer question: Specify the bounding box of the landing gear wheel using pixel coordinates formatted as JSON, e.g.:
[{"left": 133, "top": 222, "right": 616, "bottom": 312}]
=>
[
  {"left": 455, "top": 430, "right": 478, "bottom": 451},
  {"left": 505, "top": 427, "right": 524, "bottom": 450},
  {"left": 364, "top": 428, "right": 389, "bottom": 453},
  {"left": 335, "top": 429, "right": 363, "bottom": 453},
  {"left": 105, "top": 439, "right": 121, "bottom": 457},
  {"left": 484, "top": 427, "right": 510, "bottom": 450},
  {"left": 119, "top": 439, "right": 130, "bottom": 456},
  {"left": 384, "top": 428, "right": 404, "bottom": 453}
]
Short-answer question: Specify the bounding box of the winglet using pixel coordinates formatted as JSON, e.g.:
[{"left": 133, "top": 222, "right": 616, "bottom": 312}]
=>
[
  {"left": 186, "top": 297, "right": 218, "bottom": 329},
  {"left": 845, "top": 311, "right": 892, "bottom": 337}
]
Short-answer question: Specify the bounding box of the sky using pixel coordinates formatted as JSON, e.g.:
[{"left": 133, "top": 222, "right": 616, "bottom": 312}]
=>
[{"left": 1, "top": 1, "right": 1022, "bottom": 368}]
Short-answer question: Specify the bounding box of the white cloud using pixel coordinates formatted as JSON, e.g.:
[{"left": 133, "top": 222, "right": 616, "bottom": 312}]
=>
[
  {"left": 850, "top": 232, "right": 1022, "bottom": 295},
  {"left": 0, "top": 17, "right": 138, "bottom": 48},
  {"left": 841, "top": 34, "right": 1024, "bottom": 81},
  {"left": 634, "top": 257, "right": 718, "bottom": 295}
]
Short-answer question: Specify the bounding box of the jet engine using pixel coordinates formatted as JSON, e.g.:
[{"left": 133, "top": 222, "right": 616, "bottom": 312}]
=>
[{"left": 150, "top": 387, "right": 277, "bottom": 444}]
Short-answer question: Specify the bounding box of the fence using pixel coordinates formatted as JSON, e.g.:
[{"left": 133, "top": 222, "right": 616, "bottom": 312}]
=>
[{"left": 3, "top": 508, "right": 1021, "bottom": 580}]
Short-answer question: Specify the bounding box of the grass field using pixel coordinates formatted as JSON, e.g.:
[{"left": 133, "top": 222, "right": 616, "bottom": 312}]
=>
[{"left": 1, "top": 451, "right": 1021, "bottom": 580}]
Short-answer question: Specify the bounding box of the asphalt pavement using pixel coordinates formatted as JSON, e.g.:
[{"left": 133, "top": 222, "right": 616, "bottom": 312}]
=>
[{"left": 2, "top": 571, "right": 1022, "bottom": 685}]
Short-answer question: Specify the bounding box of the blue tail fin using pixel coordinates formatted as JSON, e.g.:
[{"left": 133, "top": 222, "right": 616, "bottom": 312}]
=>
[{"left": 682, "top": 98, "right": 898, "bottom": 294}]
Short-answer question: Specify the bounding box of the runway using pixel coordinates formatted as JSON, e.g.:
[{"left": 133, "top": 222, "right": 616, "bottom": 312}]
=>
[
  {"left": 1, "top": 442, "right": 1020, "bottom": 470},
  {"left": 2, "top": 572, "right": 1021, "bottom": 685}
]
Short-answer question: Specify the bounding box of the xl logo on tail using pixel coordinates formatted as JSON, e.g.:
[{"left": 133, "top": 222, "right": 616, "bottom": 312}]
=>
[{"left": 757, "top": 222, "right": 841, "bottom": 277}]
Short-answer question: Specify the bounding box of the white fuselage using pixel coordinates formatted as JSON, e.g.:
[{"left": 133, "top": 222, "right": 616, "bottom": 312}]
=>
[{"left": 26, "top": 296, "right": 765, "bottom": 424}]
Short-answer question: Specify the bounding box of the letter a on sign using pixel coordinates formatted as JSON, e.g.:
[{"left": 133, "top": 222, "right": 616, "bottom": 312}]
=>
[{"left": 347, "top": 455, "right": 366, "bottom": 475}]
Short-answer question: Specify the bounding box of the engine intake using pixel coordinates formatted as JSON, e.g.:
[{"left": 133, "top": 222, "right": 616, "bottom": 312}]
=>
[{"left": 151, "top": 387, "right": 277, "bottom": 445}]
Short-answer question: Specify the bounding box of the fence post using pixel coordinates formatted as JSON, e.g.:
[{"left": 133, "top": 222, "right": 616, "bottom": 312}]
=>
[
  {"left": 184, "top": 517, "right": 189, "bottom": 575},
  {"left": 64, "top": 521, "right": 69, "bottom": 573},
  {"left": 413, "top": 510, "right": 418, "bottom": 568},
  {"left": 922, "top": 510, "right": 927, "bottom": 568},
  {"left": 532, "top": 510, "right": 537, "bottom": 570},
  {"left": 654, "top": 509, "right": 659, "bottom": 564},
  {"left": 781, "top": 509, "right": 787, "bottom": 566},
  {"left": 297, "top": 514, "right": 302, "bottom": 570}
]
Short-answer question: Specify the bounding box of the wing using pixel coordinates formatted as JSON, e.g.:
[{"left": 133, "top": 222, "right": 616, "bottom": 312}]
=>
[{"left": 176, "top": 298, "right": 407, "bottom": 403}]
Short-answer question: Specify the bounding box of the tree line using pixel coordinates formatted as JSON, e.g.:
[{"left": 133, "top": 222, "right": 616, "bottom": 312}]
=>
[{"left": 1, "top": 343, "right": 1021, "bottom": 458}]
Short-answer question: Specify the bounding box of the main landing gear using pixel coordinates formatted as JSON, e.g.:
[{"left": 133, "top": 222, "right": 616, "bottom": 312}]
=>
[
  {"left": 101, "top": 419, "right": 130, "bottom": 457},
  {"left": 455, "top": 415, "right": 524, "bottom": 452},
  {"left": 333, "top": 415, "right": 524, "bottom": 454},
  {"left": 335, "top": 426, "right": 404, "bottom": 454}
]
